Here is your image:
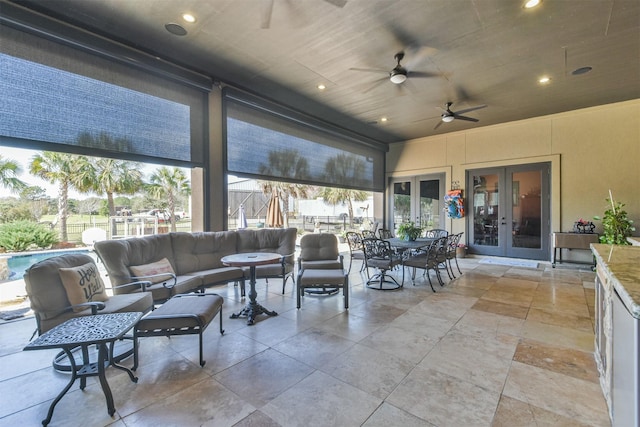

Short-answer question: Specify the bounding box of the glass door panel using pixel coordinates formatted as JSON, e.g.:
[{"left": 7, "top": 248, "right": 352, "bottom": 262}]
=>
[
  {"left": 392, "top": 181, "right": 411, "bottom": 231},
  {"left": 471, "top": 173, "right": 500, "bottom": 248},
  {"left": 418, "top": 179, "right": 441, "bottom": 229},
  {"left": 512, "top": 170, "right": 542, "bottom": 249}
]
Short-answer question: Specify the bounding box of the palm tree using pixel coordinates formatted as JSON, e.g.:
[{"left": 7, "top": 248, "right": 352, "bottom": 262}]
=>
[
  {"left": 323, "top": 153, "right": 366, "bottom": 187},
  {"left": 258, "top": 149, "right": 311, "bottom": 227},
  {"left": 88, "top": 158, "right": 143, "bottom": 217},
  {"left": 146, "top": 167, "right": 191, "bottom": 232},
  {"left": 320, "top": 153, "right": 369, "bottom": 226},
  {"left": 319, "top": 187, "right": 369, "bottom": 227},
  {"left": 0, "top": 155, "right": 27, "bottom": 194},
  {"left": 29, "top": 152, "right": 89, "bottom": 241}
]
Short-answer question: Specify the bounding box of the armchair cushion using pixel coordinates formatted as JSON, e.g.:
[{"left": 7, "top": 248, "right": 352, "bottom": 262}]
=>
[
  {"left": 129, "top": 258, "right": 175, "bottom": 283},
  {"left": 58, "top": 262, "right": 109, "bottom": 312}
]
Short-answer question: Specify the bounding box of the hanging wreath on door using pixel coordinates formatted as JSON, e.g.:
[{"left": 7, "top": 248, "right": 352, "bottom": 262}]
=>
[{"left": 444, "top": 189, "right": 465, "bottom": 218}]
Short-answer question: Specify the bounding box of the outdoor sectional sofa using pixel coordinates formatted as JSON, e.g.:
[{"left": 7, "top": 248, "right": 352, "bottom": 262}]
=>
[{"left": 94, "top": 228, "right": 297, "bottom": 303}]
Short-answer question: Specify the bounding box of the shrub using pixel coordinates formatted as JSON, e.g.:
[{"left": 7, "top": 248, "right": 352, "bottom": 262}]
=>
[
  {"left": 0, "top": 221, "right": 59, "bottom": 252},
  {"left": 0, "top": 202, "right": 36, "bottom": 223}
]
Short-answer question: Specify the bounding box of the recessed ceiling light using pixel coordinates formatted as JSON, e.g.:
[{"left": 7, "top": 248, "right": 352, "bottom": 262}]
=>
[
  {"left": 572, "top": 66, "right": 593, "bottom": 75},
  {"left": 317, "top": 84, "right": 326, "bottom": 90},
  {"left": 165, "top": 23, "right": 187, "bottom": 36},
  {"left": 182, "top": 13, "right": 196, "bottom": 23},
  {"left": 380, "top": 117, "right": 388, "bottom": 122},
  {"left": 538, "top": 76, "right": 551, "bottom": 84},
  {"left": 524, "top": 0, "right": 541, "bottom": 9}
]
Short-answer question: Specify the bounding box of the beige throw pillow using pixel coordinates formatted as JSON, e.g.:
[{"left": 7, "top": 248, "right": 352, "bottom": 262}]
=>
[
  {"left": 129, "top": 258, "right": 175, "bottom": 283},
  {"left": 59, "top": 262, "right": 109, "bottom": 312}
]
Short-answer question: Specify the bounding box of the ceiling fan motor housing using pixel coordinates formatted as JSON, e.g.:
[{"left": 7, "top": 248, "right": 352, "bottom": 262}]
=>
[{"left": 390, "top": 68, "right": 407, "bottom": 84}]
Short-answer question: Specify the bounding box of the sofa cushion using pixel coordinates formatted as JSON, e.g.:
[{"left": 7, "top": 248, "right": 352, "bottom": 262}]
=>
[
  {"left": 133, "top": 275, "right": 202, "bottom": 302},
  {"left": 59, "top": 262, "right": 109, "bottom": 312},
  {"left": 236, "top": 228, "right": 296, "bottom": 257},
  {"left": 171, "top": 231, "right": 238, "bottom": 275},
  {"left": 186, "top": 266, "right": 244, "bottom": 286},
  {"left": 129, "top": 257, "right": 175, "bottom": 283},
  {"left": 95, "top": 234, "right": 175, "bottom": 292}
]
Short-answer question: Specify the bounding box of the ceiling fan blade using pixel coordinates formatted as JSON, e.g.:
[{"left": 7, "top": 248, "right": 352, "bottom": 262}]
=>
[
  {"left": 408, "top": 70, "right": 443, "bottom": 79},
  {"left": 261, "top": 0, "right": 274, "bottom": 29},
  {"left": 349, "top": 67, "right": 388, "bottom": 74},
  {"left": 454, "top": 104, "right": 487, "bottom": 115},
  {"left": 433, "top": 120, "right": 444, "bottom": 130},
  {"left": 404, "top": 45, "right": 438, "bottom": 69},
  {"left": 453, "top": 114, "right": 480, "bottom": 122},
  {"left": 361, "top": 76, "right": 388, "bottom": 94},
  {"left": 324, "top": 0, "right": 347, "bottom": 7}
]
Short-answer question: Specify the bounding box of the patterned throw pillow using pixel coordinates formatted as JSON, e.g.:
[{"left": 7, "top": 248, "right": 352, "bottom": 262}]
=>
[
  {"left": 129, "top": 258, "right": 175, "bottom": 283},
  {"left": 59, "top": 262, "right": 109, "bottom": 312}
]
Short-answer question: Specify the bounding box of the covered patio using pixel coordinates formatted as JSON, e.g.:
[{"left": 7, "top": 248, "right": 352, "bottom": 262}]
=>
[{"left": 0, "top": 256, "right": 608, "bottom": 426}]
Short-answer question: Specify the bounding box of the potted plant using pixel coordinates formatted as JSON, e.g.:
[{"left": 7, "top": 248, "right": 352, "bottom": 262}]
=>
[
  {"left": 594, "top": 193, "right": 635, "bottom": 245},
  {"left": 397, "top": 221, "right": 423, "bottom": 241},
  {"left": 456, "top": 243, "right": 467, "bottom": 258}
]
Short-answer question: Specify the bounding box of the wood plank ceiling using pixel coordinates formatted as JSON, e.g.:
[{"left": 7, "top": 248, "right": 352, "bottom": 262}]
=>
[{"left": 7, "top": 0, "right": 640, "bottom": 144}]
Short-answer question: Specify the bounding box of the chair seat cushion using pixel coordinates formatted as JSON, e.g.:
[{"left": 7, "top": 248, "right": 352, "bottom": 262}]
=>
[
  {"left": 301, "top": 259, "right": 343, "bottom": 270},
  {"left": 299, "top": 269, "right": 346, "bottom": 287}
]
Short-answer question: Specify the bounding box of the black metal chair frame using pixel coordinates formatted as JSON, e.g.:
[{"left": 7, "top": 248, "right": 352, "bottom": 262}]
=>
[
  {"left": 403, "top": 237, "right": 448, "bottom": 292},
  {"left": 345, "top": 231, "right": 366, "bottom": 274},
  {"left": 362, "top": 238, "right": 404, "bottom": 290},
  {"left": 445, "top": 232, "right": 464, "bottom": 277},
  {"left": 424, "top": 228, "right": 449, "bottom": 239}
]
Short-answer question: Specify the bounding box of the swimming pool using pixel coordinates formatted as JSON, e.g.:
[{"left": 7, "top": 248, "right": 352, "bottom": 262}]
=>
[{"left": 2, "top": 249, "right": 98, "bottom": 282}]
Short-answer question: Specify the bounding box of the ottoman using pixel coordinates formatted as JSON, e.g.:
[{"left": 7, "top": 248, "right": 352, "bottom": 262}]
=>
[{"left": 133, "top": 293, "right": 224, "bottom": 368}]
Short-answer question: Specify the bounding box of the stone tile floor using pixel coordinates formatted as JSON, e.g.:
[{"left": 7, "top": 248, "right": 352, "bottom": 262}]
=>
[{"left": 0, "top": 257, "right": 610, "bottom": 426}]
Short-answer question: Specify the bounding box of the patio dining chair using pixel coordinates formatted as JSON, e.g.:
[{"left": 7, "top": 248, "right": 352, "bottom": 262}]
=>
[
  {"left": 345, "top": 231, "right": 366, "bottom": 273},
  {"left": 361, "top": 238, "right": 404, "bottom": 290},
  {"left": 446, "top": 232, "right": 464, "bottom": 276},
  {"left": 377, "top": 229, "right": 394, "bottom": 239},
  {"left": 403, "top": 236, "right": 448, "bottom": 292},
  {"left": 424, "top": 228, "right": 448, "bottom": 239}
]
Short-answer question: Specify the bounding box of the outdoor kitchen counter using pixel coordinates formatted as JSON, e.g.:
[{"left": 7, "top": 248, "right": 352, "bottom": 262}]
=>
[
  {"left": 591, "top": 244, "right": 640, "bottom": 319},
  {"left": 591, "top": 244, "right": 640, "bottom": 426}
]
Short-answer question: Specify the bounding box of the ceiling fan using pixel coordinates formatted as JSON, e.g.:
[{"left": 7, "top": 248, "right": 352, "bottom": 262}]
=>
[
  {"left": 351, "top": 51, "right": 441, "bottom": 93},
  {"left": 261, "top": 0, "right": 347, "bottom": 29},
  {"left": 434, "top": 102, "right": 487, "bottom": 129}
]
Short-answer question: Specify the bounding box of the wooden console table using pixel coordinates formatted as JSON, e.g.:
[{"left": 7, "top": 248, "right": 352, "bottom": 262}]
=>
[{"left": 552, "top": 232, "right": 599, "bottom": 267}]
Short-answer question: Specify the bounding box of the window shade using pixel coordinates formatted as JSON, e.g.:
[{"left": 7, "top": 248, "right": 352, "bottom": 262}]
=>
[
  {"left": 224, "top": 89, "right": 386, "bottom": 192},
  {"left": 0, "top": 21, "right": 208, "bottom": 167}
]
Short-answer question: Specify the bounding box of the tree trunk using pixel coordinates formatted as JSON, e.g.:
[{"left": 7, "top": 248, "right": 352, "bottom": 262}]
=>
[
  {"left": 168, "top": 194, "right": 177, "bottom": 232},
  {"left": 107, "top": 191, "right": 117, "bottom": 238},
  {"left": 58, "top": 181, "right": 69, "bottom": 242}
]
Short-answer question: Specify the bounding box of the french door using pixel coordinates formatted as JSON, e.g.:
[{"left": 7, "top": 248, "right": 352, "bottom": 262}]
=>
[
  {"left": 467, "top": 163, "right": 550, "bottom": 260},
  {"left": 389, "top": 174, "right": 445, "bottom": 233}
]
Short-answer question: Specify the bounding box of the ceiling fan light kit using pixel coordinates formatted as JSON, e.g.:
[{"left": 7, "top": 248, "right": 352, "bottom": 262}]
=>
[
  {"left": 441, "top": 115, "right": 455, "bottom": 123},
  {"left": 390, "top": 71, "right": 407, "bottom": 84}
]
